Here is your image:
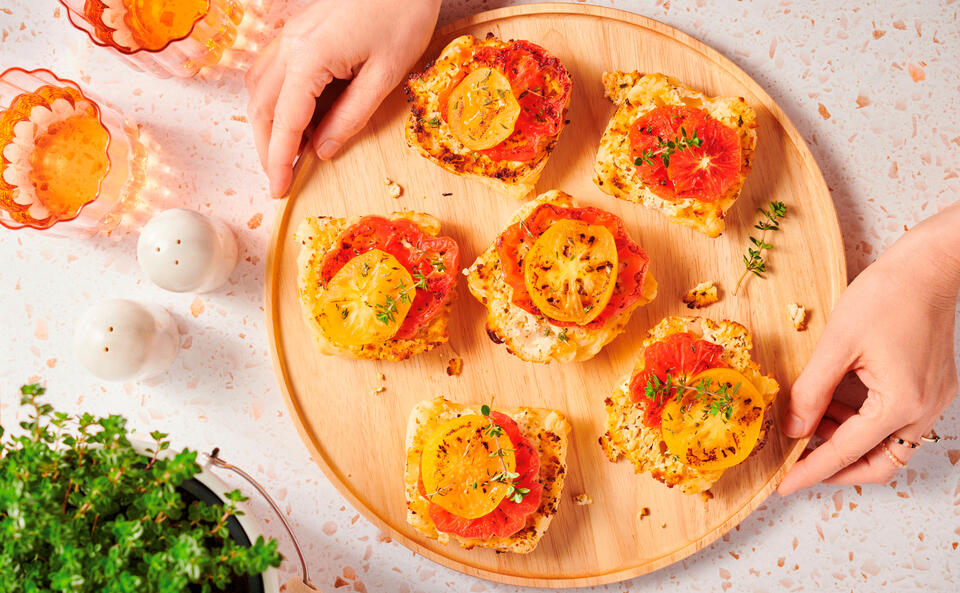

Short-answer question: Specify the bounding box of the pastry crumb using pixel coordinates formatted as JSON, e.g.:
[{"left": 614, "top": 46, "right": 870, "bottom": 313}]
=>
[
  {"left": 383, "top": 178, "right": 402, "bottom": 199},
  {"left": 788, "top": 302, "right": 809, "bottom": 331},
  {"left": 701, "top": 490, "right": 714, "bottom": 502},
  {"left": 682, "top": 281, "right": 719, "bottom": 309},
  {"left": 573, "top": 493, "right": 593, "bottom": 506},
  {"left": 446, "top": 357, "right": 463, "bottom": 376},
  {"left": 372, "top": 386, "right": 386, "bottom": 395},
  {"left": 638, "top": 507, "right": 650, "bottom": 520}
]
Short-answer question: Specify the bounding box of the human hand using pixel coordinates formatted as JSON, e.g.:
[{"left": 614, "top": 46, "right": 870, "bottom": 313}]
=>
[
  {"left": 778, "top": 202, "right": 960, "bottom": 495},
  {"left": 246, "top": 0, "right": 442, "bottom": 197}
]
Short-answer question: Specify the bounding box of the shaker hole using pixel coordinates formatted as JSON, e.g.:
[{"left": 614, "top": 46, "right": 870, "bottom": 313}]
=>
[
  {"left": 176, "top": 239, "right": 182, "bottom": 245},
  {"left": 174, "top": 260, "right": 179, "bottom": 265},
  {"left": 103, "top": 347, "right": 109, "bottom": 352},
  {"left": 108, "top": 326, "right": 114, "bottom": 333}
]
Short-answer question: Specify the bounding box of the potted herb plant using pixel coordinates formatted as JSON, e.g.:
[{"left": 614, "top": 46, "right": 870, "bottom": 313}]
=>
[{"left": 0, "top": 384, "right": 282, "bottom": 593}]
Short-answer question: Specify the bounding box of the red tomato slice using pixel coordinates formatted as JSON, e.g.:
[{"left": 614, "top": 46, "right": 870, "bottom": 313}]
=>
[
  {"left": 667, "top": 116, "right": 741, "bottom": 202},
  {"left": 496, "top": 204, "right": 650, "bottom": 328},
  {"left": 443, "top": 40, "right": 571, "bottom": 162},
  {"left": 319, "top": 216, "right": 459, "bottom": 339},
  {"left": 426, "top": 412, "right": 542, "bottom": 540},
  {"left": 629, "top": 106, "right": 740, "bottom": 203},
  {"left": 628, "top": 332, "right": 728, "bottom": 427}
]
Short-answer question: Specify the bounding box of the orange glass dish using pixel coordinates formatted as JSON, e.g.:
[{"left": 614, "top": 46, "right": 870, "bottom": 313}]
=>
[
  {"left": 59, "top": 0, "right": 244, "bottom": 78},
  {"left": 0, "top": 68, "right": 145, "bottom": 235}
]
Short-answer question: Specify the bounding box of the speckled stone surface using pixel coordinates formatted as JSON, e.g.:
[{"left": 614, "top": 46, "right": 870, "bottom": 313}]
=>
[{"left": 1, "top": 1, "right": 958, "bottom": 591}]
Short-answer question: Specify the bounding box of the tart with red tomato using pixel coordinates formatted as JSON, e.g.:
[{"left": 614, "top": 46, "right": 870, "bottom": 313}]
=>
[
  {"left": 593, "top": 72, "right": 758, "bottom": 238},
  {"left": 295, "top": 212, "right": 459, "bottom": 361},
  {"left": 404, "top": 397, "right": 571, "bottom": 553},
  {"left": 404, "top": 34, "right": 572, "bottom": 200},
  {"left": 465, "top": 190, "right": 657, "bottom": 363},
  {"left": 600, "top": 316, "right": 779, "bottom": 494}
]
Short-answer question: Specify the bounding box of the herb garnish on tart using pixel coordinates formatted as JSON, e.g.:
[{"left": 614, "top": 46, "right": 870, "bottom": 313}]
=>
[{"left": 418, "top": 406, "right": 541, "bottom": 540}]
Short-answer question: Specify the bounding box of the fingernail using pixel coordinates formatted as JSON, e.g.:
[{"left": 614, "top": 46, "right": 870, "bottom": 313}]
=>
[
  {"left": 784, "top": 413, "right": 805, "bottom": 438},
  {"left": 316, "top": 139, "right": 341, "bottom": 160}
]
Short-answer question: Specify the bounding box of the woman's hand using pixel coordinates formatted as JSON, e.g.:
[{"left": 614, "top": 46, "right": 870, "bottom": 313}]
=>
[
  {"left": 778, "top": 202, "right": 960, "bottom": 495},
  {"left": 245, "top": 0, "right": 442, "bottom": 197}
]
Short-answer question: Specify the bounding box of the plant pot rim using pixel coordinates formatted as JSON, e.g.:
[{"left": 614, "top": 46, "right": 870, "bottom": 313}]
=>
[{"left": 130, "top": 440, "right": 280, "bottom": 593}]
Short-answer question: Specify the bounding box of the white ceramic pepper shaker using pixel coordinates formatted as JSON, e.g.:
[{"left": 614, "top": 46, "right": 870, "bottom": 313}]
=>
[
  {"left": 74, "top": 299, "right": 180, "bottom": 381},
  {"left": 137, "top": 209, "right": 238, "bottom": 293}
]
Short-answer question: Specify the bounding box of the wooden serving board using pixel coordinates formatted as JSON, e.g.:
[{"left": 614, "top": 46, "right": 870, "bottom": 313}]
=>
[{"left": 265, "top": 4, "right": 846, "bottom": 587}]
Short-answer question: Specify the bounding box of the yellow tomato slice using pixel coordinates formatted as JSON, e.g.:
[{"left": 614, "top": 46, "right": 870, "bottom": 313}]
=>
[
  {"left": 523, "top": 219, "right": 619, "bottom": 324},
  {"left": 661, "top": 368, "right": 765, "bottom": 471},
  {"left": 420, "top": 414, "right": 517, "bottom": 519},
  {"left": 315, "top": 249, "right": 414, "bottom": 346},
  {"left": 446, "top": 67, "right": 521, "bottom": 151}
]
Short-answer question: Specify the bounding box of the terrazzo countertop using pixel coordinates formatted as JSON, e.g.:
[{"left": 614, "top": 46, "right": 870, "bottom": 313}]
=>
[{"left": 1, "top": 1, "right": 958, "bottom": 591}]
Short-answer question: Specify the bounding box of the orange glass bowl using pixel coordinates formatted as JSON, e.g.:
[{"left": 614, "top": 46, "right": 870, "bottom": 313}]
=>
[
  {"left": 0, "top": 68, "right": 145, "bottom": 235},
  {"left": 59, "top": 0, "right": 244, "bottom": 78}
]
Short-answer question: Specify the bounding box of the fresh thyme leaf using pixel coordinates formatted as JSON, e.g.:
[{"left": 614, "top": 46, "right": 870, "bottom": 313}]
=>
[
  {"left": 557, "top": 328, "right": 569, "bottom": 343},
  {"left": 413, "top": 271, "right": 428, "bottom": 290},
  {"left": 430, "top": 259, "right": 447, "bottom": 273},
  {"left": 425, "top": 117, "right": 441, "bottom": 127},
  {"left": 734, "top": 201, "right": 787, "bottom": 295}
]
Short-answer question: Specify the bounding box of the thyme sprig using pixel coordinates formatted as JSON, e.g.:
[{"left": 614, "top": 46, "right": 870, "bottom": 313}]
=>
[
  {"left": 633, "top": 126, "right": 703, "bottom": 169},
  {"left": 374, "top": 271, "right": 430, "bottom": 324},
  {"left": 733, "top": 201, "right": 787, "bottom": 295},
  {"left": 643, "top": 374, "right": 741, "bottom": 422},
  {"left": 480, "top": 405, "right": 530, "bottom": 504}
]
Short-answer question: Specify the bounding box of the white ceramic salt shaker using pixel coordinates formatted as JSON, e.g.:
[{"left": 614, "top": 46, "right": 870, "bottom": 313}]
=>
[
  {"left": 137, "top": 209, "right": 238, "bottom": 293},
  {"left": 74, "top": 299, "right": 180, "bottom": 381}
]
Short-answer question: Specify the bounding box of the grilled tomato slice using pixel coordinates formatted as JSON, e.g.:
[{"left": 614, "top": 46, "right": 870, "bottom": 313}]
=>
[
  {"left": 420, "top": 414, "right": 517, "bottom": 519},
  {"left": 523, "top": 219, "right": 619, "bottom": 324},
  {"left": 447, "top": 67, "right": 522, "bottom": 151},
  {"left": 661, "top": 368, "right": 765, "bottom": 471},
  {"left": 497, "top": 204, "right": 650, "bottom": 328},
  {"left": 315, "top": 249, "right": 414, "bottom": 346}
]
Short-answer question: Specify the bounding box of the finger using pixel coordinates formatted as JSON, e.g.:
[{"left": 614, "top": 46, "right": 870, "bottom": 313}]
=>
[
  {"left": 783, "top": 325, "right": 857, "bottom": 438},
  {"left": 778, "top": 398, "right": 900, "bottom": 495},
  {"left": 244, "top": 39, "right": 280, "bottom": 92},
  {"left": 814, "top": 416, "right": 840, "bottom": 441},
  {"left": 823, "top": 401, "right": 856, "bottom": 424},
  {"left": 312, "top": 61, "right": 397, "bottom": 160},
  {"left": 247, "top": 60, "right": 286, "bottom": 172},
  {"left": 823, "top": 446, "right": 899, "bottom": 485},
  {"left": 267, "top": 67, "right": 332, "bottom": 198}
]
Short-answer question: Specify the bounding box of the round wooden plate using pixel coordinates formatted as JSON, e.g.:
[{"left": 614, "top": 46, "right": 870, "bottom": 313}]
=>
[{"left": 265, "top": 4, "right": 846, "bottom": 588}]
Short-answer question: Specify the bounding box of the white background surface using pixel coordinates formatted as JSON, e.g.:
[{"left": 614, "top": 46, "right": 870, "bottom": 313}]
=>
[{"left": 2, "top": 1, "right": 959, "bottom": 591}]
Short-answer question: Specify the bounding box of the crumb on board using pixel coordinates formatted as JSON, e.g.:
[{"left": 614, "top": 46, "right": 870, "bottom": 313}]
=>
[
  {"left": 383, "top": 178, "right": 402, "bottom": 199},
  {"left": 573, "top": 493, "right": 593, "bottom": 506},
  {"left": 638, "top": 507, "right": 650, "bottom": 520},
  {"left": 682, "top": 281, "right": 719, "bottom": 309},
  {"left": 661, "top": 522, "right": 668, "bottom": 529},
  {"left": 788, "top": 302, "right": 809, "bottom": 331},
  {"left": 446, "top": 357, "right": 463, "bottom": 376},
  {"left": 701, "top": 490, "right": 714, "bottom": 502},
  {"left": 373, "top": 372, "right": 387, "bottom": 395}
]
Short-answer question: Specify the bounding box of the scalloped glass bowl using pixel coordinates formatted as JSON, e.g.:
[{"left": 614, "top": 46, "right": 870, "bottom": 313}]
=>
[
  {"left": 0, "top": 68, "right": 145, "bottom": 236},
  {"left": 59, "top": 0, "right": 244, "bottom": 78}
]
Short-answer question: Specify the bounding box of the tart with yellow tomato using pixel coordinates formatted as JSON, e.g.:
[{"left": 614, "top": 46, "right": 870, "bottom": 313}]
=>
[
  {"left": 465, "top": 190, "right": 657, "bottom": 363},
  {"left": 594, "top": 72, "right": 758, "bottom": 237},
  {"left": 295, "top": 212, "right": 459, "bottom": 361},
  {"left": 600, "top": 316, "right": 779, "bottom": 494},
  {"left": 404, "top": 34, "right": 573, "bottom": 200},
  {"left": 404, "top": 397, "right": 571, "bottom": 553}
]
